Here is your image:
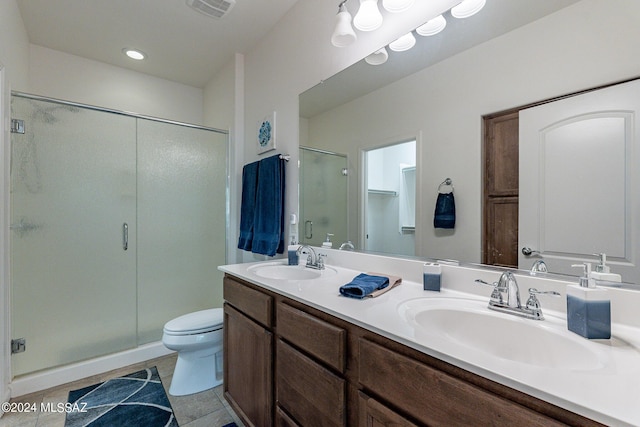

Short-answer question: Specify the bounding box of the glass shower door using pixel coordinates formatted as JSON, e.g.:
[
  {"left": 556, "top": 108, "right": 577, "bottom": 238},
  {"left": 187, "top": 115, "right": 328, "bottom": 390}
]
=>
[
  {"left": 10, "top": 96, "right": 137, "bottom": 376},
  {"left": 136, "top": 119, "right": 228, "bottom": 344}
]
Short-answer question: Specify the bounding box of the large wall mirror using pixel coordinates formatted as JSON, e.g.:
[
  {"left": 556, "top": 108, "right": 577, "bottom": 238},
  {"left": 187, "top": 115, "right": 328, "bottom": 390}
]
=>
[{"left": 299, "top": 0, "right": 640, "bottom": 283}]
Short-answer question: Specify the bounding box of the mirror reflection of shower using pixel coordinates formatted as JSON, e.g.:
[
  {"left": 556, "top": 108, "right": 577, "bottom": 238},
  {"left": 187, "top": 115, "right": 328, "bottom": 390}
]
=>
[
  {"left": 363, "top": 140, "right": 416, "bottom": 256},
  {"left": 298, "top": 147, "right": 348, "bottom": 248}
]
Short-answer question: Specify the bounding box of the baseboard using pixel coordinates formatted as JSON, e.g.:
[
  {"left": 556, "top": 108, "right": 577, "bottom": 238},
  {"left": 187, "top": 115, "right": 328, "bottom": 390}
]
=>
[
  {"left": 0, "top": 387, "right": 10, "bottom": 418},
  {"left": 9, "top": 342, "right": 174, "bottom": 398}
]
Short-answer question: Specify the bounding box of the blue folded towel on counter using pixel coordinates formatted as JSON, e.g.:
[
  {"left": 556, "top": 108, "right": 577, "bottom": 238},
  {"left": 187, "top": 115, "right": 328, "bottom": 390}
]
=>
[{"left": 339, "top": 273, "right": 390, "bottom": 299}]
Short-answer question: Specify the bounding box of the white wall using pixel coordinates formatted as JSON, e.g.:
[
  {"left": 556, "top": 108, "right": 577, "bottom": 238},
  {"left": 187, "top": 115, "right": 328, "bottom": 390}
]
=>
[
  {"left": 28, "top": 45, "right": 204, "bottom": 125},
  {"left": 304, "top": 0, "right": 640, "bottom": 263}
]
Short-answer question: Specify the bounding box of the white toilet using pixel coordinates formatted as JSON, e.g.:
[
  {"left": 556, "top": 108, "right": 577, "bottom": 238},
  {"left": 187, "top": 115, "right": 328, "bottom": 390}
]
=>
[{"left": 162, "top": 308, "right": 224, "bottom": 396}]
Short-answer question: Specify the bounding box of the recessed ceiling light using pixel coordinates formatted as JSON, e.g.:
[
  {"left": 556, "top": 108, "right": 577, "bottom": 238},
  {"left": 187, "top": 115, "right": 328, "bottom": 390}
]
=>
[{"left": 122, "top": 48, "right": 146, "bottom": 61}]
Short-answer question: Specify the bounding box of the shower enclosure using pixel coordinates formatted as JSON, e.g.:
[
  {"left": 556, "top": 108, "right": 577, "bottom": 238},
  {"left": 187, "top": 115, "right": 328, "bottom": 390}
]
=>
[{"left": 9, "top": 94, "right": 228, "bottom": 376}]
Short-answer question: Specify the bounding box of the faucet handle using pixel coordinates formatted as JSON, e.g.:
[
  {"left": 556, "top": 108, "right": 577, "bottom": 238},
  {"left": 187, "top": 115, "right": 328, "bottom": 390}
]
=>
[
  {"left": 525, "top": 288, "right": 561, "bottom": 319},
  {"left": 527, "top": 288, "right": 561, "bottom": 300},
  {"left": 474, "top": 279, "right": 504, "bottom": 305},
  {"left": 317, "top": 253, "right": 327, "bottom": 268}
]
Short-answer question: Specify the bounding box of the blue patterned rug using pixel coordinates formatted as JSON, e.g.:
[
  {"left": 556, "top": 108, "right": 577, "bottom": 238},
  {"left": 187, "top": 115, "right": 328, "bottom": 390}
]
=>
[{"left": 65, "top": 366, "right": 178, "bottom": 427}]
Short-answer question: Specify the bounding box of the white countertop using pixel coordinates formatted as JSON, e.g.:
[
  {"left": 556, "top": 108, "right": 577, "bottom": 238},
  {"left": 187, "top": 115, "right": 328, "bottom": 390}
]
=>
[{"left": 219, "top": 252, "right": 640, "bottom": 426}]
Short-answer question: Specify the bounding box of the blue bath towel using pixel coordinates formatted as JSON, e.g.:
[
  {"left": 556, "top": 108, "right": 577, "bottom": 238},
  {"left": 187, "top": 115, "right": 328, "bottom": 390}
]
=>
[
  {"left": 434, "top": 192, "right": 455, "bottom": 229},
  {"left": 238, "top": 160, "right": 259, "bottom": 251},
  {"left": 251, "top": 154, "right": 285, "bottom": 256},
  {"left": 340, "top": 273, "right": 390, "bottom": 299}
]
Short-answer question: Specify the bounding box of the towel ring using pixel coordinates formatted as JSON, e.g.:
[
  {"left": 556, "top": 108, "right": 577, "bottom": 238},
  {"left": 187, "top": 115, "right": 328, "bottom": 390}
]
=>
[{"left": 438, "top": 178, "right": 454, "bottom": 194}]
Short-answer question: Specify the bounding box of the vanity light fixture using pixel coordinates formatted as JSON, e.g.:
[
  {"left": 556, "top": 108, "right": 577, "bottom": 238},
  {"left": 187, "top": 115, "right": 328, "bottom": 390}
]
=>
[
  {"left": 416, "top": 14, "right": 447, "bottom": 36},
  {"left": 389, "top": 31, "right": 416, "bottom": 52},
  {"left": 122, "top": 48, "right": 146, "bottom": 60},
  {"left": 365, "top": 47, "right": 389, "bottom": 65},
  {"left": 451, "top": 0, "right": 486, "bottom": 19},
  {"left": 331, "top": 0, "right": 358, "bottom": 47},
  {"left": 353, "top": 0, "right": 383, "bottom": 32},
  {"left": 382, "top": 0, "right": 415, "bottom": 13}
]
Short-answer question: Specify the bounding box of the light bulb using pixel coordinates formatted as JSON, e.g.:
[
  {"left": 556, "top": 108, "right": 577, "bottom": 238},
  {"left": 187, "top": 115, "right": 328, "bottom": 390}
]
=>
[
  {"left": 382, "top": 0, "right": 414, "bottom": 13},
  {"left": 354, "top": 0, "right": 383, "bottom": 32},
  {"left": 416, "top": 14, "right": 446, "bottom": 36},
  {"left": 365, "top": 48, "right": 389, "bottom": 65},
  {"left": 451, "top": 0, "right": 486, "bottom": 19},
  {"left": 331, "top": 5, "right": 357, "bottom": 47},
  {"left": 389, "top": 32, "right": 416, "bottom": 52}
]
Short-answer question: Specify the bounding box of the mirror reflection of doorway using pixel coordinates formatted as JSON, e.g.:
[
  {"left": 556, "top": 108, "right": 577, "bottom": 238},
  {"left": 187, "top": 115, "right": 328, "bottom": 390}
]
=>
[{"left": 363, "top": 140, "right": 416, "bottom": 256}]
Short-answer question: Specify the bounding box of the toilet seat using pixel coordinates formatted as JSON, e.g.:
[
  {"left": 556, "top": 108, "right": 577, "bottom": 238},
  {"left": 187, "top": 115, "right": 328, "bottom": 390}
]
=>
[{"left": 163, "top": 308, "right": 223, "bottom": 336}]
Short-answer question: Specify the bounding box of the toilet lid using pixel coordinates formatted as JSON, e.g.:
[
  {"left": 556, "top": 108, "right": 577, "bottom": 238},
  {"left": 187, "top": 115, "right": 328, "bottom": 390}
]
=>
[{"left": 163, "top": 308, "right": 223, "bottom": 335}]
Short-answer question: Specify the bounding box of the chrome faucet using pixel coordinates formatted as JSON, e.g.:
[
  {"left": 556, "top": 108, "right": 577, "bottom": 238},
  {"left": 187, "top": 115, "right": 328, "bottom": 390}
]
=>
[
  {"left": 500, "top": 271, "right": 521, "bottom": 308},
  {"left": 530, "top": 259, "right": 548, "bottom": 274},
  {"left": 296, "top": 245, "right": 325, "bottom": 270},
  {"left": 475, "top": 272, "right": 560, "bottom": 320}
]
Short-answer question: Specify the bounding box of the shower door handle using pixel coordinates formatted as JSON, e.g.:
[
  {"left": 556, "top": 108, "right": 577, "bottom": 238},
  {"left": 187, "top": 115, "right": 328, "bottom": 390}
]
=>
[
  {"left": 122, "top": 223, "right": 128, "bottom": 251},
  {"left": 305, "top": 220, "right": 313, "bottom": 239}
]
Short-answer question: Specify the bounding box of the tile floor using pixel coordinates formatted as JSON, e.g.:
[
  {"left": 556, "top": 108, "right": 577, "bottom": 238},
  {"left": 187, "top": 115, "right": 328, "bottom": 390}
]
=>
[{"left": 0, "top": 353, "right": 244, "bottom": 427}]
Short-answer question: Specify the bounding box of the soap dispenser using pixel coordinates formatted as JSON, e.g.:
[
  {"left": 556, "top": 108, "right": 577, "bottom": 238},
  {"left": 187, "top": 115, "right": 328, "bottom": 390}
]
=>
[
  {"left": 288, "top": 236, "right": 300, "bottom": 266},
  {"left": 322, "top": 233, "right": 334, "bottom": 249},
  {"left": 591, "top": 253, "right": 622, "bottom": 282},
  {"left": 566, "top": 263, "right": 611, "bottom": 339}
]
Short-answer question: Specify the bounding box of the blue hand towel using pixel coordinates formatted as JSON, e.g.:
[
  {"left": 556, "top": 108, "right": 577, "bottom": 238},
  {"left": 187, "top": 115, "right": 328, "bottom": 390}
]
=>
[
  {"left": 238, "top": 161, "right": 259, "bottom": 251},
  {"left": 434, "top": 192, "right": 455, "bottom": 229},
  {"left": 339, "top": 273, "right": 390, "bottom": 299},
  {"left": 251, "top": 154, "right": 285, "bottom": 256}
]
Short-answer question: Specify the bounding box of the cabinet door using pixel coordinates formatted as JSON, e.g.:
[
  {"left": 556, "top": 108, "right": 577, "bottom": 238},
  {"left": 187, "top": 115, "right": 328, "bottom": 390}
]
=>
[
  {"left": 358, "top": 392, "right": 418, "bottom": 427},
  {"left": 224, "top": 303, "right": 273, "bottom": 427},
  {"left": 277, "top": 339, "right": 346, "bottom": 427}
]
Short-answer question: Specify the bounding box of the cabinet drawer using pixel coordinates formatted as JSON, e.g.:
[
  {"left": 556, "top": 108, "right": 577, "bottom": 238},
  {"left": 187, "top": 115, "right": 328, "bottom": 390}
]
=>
[
  {"left": 277, "top": 302, "right": 346, "bottom": 372},
  {"left": 358, "top": 391, "right": 418, "bottom": 427},
  {"left": 277, "top": 339, "right": 346, "bottom": 427},
  {"left": 276, "top": 406, "right": 300, "bottom": 427},
  {"left": 224, "top": 275, "right": 273, "bottom": 327},
  {"left": 358, "top": 339, "right": 565, "bottom": 427}
]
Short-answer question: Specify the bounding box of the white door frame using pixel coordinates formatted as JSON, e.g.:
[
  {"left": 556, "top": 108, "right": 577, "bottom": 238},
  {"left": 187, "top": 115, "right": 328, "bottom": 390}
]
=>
[{"left": 0, "top": 64, "right": 11, "bottom": 410}]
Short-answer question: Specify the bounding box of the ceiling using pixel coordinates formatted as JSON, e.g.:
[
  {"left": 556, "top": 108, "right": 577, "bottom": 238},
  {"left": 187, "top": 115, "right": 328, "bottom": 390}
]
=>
[{"left": 17, "top": 0, "right": 300, "bottom": 88}]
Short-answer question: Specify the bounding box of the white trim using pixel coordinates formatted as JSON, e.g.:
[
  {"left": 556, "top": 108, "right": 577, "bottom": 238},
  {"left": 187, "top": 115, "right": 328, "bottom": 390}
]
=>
[
  {"left": 0, "top": 64, "right": 10, "bottom": 412},
  {"left": 9, "top": 341, "right": 173, "bottom": 398}
]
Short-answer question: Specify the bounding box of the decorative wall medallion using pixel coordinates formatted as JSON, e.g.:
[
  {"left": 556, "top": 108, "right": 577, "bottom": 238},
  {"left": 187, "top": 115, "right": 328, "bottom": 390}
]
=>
[{"left": 258, "top": 111, "right": 276, "bottom": 154}]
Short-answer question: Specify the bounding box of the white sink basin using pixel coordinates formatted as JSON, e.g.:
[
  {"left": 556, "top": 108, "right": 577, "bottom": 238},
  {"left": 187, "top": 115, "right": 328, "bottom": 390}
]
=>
[
  {"left": 398, "top": 298, "right": 607, "bottom": 370},
  {"left": 248, "top": 262, "right": 337, "bottom": 281}
]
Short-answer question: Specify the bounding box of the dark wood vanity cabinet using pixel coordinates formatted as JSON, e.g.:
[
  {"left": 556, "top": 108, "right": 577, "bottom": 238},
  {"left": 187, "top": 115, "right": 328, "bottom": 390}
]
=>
[
  {"left": 223, "top": 274, "right": 603, "bottom": 427},
  {"left": 223, "top": 276, "right": 274, "bottom": 427}
]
